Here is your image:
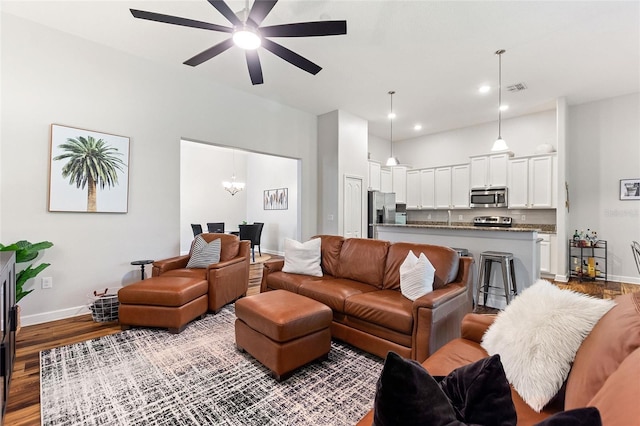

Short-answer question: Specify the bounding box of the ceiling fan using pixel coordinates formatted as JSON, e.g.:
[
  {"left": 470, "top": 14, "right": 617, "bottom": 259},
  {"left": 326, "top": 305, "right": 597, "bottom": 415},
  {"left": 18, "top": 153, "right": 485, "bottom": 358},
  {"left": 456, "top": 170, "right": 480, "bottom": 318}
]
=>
[{"left": 130, "top": 0, "right": 347, "bottom": 85}]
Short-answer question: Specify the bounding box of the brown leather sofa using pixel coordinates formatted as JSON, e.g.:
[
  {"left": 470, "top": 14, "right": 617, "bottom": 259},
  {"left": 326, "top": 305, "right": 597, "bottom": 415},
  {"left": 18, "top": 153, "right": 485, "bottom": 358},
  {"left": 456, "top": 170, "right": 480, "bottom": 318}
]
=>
[
  {"left": 357, "top": 291, "right": 640, "bottom": 426},
  {"left": 152, "top": 233, "right": 250, "bottom": 312},
  {"left": 260, "top": 235, "right": 474, "bottom": 362}
]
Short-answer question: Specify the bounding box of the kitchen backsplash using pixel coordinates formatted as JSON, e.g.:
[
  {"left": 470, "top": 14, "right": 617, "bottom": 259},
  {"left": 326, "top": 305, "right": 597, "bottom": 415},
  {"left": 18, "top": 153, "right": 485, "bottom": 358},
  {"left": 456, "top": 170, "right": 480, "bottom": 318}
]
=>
[{"left": 407, "top": 208, "right": 557, "bottom": 229}]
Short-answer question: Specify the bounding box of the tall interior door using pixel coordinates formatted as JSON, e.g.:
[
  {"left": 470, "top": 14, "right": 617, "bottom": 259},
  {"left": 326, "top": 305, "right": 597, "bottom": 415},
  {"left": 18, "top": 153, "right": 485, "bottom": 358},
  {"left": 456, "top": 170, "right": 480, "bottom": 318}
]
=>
[{"left": 344, "top": 175, "right": 363, "bottom": 238}]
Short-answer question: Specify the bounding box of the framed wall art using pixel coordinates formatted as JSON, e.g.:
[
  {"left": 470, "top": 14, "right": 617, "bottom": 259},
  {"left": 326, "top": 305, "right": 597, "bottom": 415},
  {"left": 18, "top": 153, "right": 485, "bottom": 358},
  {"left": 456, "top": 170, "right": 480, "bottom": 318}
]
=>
[
  {"left": 620, "top": 178, "right": 640, "bottom": 200},
  {"left": 264, "top": 188, "right": 288, "bottom": 210},
  {"left": 49, "top": 124, "right": 130, "bottom": 213}
]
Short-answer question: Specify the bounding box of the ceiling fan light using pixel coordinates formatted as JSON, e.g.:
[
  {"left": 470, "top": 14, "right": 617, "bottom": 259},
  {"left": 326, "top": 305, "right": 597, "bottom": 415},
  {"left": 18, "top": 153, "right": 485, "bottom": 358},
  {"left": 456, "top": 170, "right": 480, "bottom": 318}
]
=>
[
  {"left": 491, "top": 137, "right": 509, "bottom": 152},
  {"left": 233, "top": 27, "right": 261, "bottom": 50}
]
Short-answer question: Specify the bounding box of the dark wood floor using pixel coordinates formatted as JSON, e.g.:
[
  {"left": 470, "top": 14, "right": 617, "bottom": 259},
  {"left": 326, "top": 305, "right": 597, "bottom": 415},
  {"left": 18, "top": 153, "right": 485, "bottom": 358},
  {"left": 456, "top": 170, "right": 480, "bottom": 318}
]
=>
[{"left": 5, "top": 260, "right": 637, "bottom": 425}]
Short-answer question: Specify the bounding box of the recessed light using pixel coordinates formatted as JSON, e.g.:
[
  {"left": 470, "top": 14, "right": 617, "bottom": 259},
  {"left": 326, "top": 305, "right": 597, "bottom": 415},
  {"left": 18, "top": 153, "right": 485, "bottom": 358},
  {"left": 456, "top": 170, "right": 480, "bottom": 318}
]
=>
[
  {"left": 479, "top": 85, "right": 491, "bottom": 93},
  {"left": 414, "top": 124, "right": 422, "bottom": 131},
  {"left": 388, "top": 112, "right": 396, "bottom": 119},
  {"left": 499, "top": 104, "right": 509, "bottom": 111}
]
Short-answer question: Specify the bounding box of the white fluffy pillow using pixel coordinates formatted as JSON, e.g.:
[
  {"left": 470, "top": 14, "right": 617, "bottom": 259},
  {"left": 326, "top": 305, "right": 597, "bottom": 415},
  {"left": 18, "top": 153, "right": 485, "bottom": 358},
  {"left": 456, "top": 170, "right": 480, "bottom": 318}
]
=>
[
  {"left": 481, "top": 279, "right": 615, "bottom": 412},
  {"left": 282, "top": 238, "right": 323, "bottom": 277},
  {"left": 399, "top": 250, "right": 435, "bottom": 301}
]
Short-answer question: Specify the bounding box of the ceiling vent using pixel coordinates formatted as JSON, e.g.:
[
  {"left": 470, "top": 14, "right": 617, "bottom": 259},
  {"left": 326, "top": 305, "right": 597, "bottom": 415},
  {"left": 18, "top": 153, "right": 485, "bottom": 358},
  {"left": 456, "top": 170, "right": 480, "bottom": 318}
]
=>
[{"left": 506, "top": 82, "right": 528, "bottom": 92}]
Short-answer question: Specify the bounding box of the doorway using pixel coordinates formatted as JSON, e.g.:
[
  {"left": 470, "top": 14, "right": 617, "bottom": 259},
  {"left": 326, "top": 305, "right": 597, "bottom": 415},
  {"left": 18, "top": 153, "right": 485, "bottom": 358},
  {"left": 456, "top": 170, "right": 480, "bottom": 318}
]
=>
[{"left": 343, "top": 175, "right": 363, "bottom": 238}]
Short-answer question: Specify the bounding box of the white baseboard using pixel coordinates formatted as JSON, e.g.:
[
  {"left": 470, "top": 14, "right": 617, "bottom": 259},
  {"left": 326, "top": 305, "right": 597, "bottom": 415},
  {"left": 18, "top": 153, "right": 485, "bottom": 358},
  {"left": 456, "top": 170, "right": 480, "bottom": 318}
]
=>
[{"left": 21, "top": 305, "right": 91, "bottom": 327}]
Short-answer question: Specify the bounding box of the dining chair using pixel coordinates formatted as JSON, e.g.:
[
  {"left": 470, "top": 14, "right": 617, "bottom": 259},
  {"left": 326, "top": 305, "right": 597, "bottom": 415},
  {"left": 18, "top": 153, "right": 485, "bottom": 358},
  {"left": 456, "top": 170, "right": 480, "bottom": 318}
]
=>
[
  {"left": 191, "top": 224, "right": 203, "bottom": 237},
  {"left": 238, "top": 224, "right": 258, "bottom": 262},
  {"left": 632, "top": 241, "right": 640, "bottom": 275},
  {"left": 253, "top": 222, "right": 264, "bottom": 256},
  {"left": 207, "top": 222, "right": 225, "bottom": 233}
]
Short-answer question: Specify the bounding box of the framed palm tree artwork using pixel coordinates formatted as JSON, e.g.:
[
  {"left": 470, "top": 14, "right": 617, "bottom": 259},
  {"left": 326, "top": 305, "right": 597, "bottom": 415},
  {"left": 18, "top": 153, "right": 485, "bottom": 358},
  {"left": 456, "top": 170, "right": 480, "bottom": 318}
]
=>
[{"left": 49, "top": 124, "right": 130, "bottom": 213}]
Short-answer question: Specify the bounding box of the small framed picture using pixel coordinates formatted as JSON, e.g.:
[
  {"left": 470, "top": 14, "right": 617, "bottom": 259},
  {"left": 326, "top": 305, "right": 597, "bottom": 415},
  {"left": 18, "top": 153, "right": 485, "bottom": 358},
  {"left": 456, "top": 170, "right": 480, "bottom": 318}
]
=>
[
  {"left": 263, "top": 188, "right": 288, "bottom": 210},
  {"left": 620, "top": 178, "right": 640, "bottom": 200}
]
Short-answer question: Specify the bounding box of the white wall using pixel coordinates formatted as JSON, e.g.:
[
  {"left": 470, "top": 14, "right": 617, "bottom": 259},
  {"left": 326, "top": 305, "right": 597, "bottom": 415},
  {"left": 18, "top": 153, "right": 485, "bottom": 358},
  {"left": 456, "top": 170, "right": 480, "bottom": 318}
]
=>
[
  {"left": 318, "top": 111, "right": 368, "bottom": 237},
  {"left": 368, "top": 133, "right": 390, "bottom": 164},
  {"left": 245, "top": 153, "right": 299, "bottom": 254},
  {"left": 394, "top": 110, "right": 556, "bottom": 169},
  {"left": 179, "top": 142, "right": 248, "bottom": 254},
  {"left": 567, "top": 93, "right": 640, "bottom": 283},
  {"left": 0, "top": 14, "right": 318, "bottom": 325}
]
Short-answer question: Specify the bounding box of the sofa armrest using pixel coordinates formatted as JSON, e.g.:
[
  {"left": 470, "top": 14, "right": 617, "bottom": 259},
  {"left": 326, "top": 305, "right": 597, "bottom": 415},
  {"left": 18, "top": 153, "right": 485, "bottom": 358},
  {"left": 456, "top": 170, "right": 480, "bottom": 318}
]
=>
[
  {"left": 260, "top": 259, "right": 285, "bottom": 292},
  {"left": 460, "top": 313, "right": 497, "bottom": 343},
  {"left": 152, "top": 255, "right": 189, "bottom": 276}
]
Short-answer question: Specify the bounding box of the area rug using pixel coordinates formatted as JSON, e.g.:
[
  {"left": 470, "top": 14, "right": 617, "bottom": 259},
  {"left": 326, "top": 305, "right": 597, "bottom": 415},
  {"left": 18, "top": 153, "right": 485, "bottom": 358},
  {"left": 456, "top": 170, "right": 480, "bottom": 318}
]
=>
[{"left": 40, "top": 305, "right": 383, "bottom": 425}]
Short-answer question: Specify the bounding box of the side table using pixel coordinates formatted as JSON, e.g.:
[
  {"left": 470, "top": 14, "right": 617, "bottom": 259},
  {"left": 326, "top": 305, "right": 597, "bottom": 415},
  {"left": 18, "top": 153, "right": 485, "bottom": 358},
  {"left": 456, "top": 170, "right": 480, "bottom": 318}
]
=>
[{"left": 131, "top": 259, "right": 154, "bottom": 281}]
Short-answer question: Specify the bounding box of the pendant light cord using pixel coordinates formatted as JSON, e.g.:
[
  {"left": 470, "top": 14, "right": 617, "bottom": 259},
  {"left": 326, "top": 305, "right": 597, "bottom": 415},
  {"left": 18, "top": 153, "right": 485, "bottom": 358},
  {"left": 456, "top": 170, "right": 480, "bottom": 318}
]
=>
[
  {"left": 496, "top": 49, "right": 505, "bottom": 139},
  {"left": 389, "top": 90, "right": 395, "bottom": 157}
]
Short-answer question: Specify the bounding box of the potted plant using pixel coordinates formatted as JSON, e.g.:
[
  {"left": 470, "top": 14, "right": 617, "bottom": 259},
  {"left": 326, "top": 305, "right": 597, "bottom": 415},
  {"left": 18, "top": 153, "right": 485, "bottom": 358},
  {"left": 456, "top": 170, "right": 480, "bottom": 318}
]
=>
[{"left": 0, "top": 240, "right": 54, "bottom": 303}]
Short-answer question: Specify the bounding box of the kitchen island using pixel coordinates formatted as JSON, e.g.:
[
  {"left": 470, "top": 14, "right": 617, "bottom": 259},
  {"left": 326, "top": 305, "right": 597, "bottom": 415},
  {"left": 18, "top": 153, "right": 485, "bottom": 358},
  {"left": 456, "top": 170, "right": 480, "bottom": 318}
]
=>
[{"left": 376, "top": 223, "right": 541, "bottom": 309}]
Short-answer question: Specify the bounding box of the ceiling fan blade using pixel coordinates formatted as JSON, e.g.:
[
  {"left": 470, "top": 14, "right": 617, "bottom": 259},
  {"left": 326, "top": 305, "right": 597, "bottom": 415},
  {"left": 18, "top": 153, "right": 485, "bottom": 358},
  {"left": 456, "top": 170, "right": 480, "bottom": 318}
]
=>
[
  {"left": 261, "top": 21, "right": 347, "bottom": 37},
  {"left": 207, "top": 0, "right": 242, "bottom": 26},
  {"left": 130, "top": 9, "right": 232, "bottom": 33},
  {"left": 184, "top": 38, "right": 234, "bottom": 66},
  {"left": 245, "top": 50, "right": 264, "bottom": 85},
  {"left": 261, "top": 38, "right": 322, "bottom": 75},
  {"left": 247, "top": 0, "right": 278, "bottom": 26}
]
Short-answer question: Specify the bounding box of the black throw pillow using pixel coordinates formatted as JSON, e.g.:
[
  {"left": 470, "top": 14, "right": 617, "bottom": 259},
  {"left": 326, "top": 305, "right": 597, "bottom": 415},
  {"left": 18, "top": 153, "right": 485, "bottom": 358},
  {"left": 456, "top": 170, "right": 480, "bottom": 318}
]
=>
[
  {"left": 373, "top": 352, "right": 461, "bottom": 426},
  {"left": 373, "top": 352, "right": 516, "bottom": 426},
  {"left": 533, "top": 407, "right": 602, "bottom": 426},
  {"left": 437, "top": 354, "right": 517, "bottom": 426}
]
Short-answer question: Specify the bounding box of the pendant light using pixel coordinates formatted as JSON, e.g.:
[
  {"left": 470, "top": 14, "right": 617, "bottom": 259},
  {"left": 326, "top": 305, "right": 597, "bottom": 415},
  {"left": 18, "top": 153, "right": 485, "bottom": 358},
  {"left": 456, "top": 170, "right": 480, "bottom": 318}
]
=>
[
  {"left": 385, "top": 90, "right": 399, "bottom": 166},
  {"left": 222, "top": 149, "right": 245, "bottom": 196},
  {"left": 491, "top": 49, "right": 509, "bottom": 152}
]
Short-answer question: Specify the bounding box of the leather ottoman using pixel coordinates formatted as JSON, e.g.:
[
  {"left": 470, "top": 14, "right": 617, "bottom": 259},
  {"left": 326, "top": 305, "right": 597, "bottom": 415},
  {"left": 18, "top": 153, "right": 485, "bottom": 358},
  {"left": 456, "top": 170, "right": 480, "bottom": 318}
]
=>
[
  {"left": 118, "top": 276, "right": 208, "bottom": 334},
  {"left": 235, "top": 289, "right": 332, "bottom": 381}
]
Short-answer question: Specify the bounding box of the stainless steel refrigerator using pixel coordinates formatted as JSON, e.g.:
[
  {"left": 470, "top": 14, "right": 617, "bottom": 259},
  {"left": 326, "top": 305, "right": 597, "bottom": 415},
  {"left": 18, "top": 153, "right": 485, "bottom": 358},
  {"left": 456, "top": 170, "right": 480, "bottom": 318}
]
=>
[{"left": 367, "top": 191, "right": 396, "bottom": 238}]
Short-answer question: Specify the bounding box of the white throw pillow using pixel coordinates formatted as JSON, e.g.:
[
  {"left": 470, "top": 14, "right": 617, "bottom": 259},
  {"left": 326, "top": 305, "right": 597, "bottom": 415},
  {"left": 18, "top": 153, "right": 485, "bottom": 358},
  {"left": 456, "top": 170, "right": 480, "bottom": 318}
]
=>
[
  {"left": 481, "top": 279, "right": 615, "bottom": 412},
  {"left": 399, "top": 250, "right": 435, "bottom": 301},
  {"left": 186, "top": 236, "right": 221, "bottom": 268},
  {"left": 282, "top": 238, "right": 323, "bottom": 277}
]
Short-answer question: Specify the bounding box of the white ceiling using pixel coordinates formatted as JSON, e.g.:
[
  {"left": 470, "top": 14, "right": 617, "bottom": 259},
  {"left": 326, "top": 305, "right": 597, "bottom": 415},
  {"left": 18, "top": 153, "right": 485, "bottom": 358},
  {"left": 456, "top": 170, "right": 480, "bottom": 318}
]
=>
[{"left": 3, "top": 0, "right": 639, "bottom": 141}]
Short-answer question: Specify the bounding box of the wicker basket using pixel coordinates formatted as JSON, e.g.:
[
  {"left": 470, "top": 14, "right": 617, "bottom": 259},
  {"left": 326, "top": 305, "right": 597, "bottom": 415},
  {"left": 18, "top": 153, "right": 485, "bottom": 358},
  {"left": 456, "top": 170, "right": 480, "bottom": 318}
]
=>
[{"left": 87, "top": 289, "right": 120, "bottom": 322}]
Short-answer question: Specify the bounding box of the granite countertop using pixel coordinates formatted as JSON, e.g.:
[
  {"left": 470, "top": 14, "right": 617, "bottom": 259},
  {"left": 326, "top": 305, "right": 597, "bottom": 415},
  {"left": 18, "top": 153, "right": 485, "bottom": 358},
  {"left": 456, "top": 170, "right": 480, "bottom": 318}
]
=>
[{"left": 376, "top": 222, "right": 556, "bottom": 233}]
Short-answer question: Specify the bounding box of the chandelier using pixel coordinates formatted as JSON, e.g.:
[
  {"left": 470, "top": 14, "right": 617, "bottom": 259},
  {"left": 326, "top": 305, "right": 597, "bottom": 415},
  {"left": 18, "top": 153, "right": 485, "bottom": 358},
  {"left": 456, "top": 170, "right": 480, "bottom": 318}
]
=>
[{"left": 222, "top": 150, "right": 245, "bottom": 196}]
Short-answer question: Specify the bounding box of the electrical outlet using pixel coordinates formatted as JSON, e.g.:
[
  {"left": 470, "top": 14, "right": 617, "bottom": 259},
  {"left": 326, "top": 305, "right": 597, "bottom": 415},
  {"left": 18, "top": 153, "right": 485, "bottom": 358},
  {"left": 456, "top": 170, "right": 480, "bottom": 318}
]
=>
[
  {"left": 41, "top": 276, "right": 53, "bottom": 289},
  {"left": 328, "top": 214, "right": 334, "bottom": 221},
  {"left": 427, "top": 214, "right": 431, "bottom": 219},
  {"left": 521, "top": 215, "right": 526, "bottom": 221},
  {"left": 458, "top": 215, "right": 463, "bottom": 220}
]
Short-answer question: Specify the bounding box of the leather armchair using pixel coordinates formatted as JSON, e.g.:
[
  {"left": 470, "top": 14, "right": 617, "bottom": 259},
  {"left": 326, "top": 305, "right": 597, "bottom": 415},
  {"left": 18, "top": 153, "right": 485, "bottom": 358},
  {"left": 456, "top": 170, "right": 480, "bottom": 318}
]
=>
[{"left": 152, "top": 233, "right": 250, "bottom": 312}]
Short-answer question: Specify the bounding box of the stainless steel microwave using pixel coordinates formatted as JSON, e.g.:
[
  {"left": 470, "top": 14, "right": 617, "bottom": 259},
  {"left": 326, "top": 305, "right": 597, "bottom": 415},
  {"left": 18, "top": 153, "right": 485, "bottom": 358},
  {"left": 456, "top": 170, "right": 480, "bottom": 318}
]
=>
[{"left": 470, "top": 187, "right": 508, "bottom": 208}]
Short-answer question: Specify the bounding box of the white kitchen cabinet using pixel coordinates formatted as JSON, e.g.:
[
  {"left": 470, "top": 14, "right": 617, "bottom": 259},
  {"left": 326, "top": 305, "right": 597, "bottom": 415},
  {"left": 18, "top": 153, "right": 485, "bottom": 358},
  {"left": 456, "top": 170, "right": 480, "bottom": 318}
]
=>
[
  {"left": 406, "top": 168, "right": 435, "bottom": 209},
  {"left": 508, "top": 154, "right": 555, "bottom": 208},
  {"left": 392, "top": 166, "right": 408, "bottom": 203},
  {"left": 434, "top": 167, "right": 452, "bottom": 209},
  {"left": 470, "top": 153, "right": 511, "bottom": 189},
  {"left": 406, "top": 170, "right": 420, "bottom": 209},
  {"left": 451, "top": 164, "right": 470, "bottom": 208},
  {"left": 539, "top": 233, "right": 551, "bottom": 274},
  {"left": 539, "top": 233, "right": 558, "bottom": 277},
  {"left": 368, "top": 161, "right": 381, "bottom": 191},
  {"left": 381, "top": 168, "right": 392, "bottom": 193},
  {"left": 420, "top": 169, "right": 435, "bottom": 209}
]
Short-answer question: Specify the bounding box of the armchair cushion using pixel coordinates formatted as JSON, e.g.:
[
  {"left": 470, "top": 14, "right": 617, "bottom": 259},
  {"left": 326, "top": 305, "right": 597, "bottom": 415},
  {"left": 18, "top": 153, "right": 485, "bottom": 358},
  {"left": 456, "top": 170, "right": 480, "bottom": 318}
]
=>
[{"left": 186, "top": 236, "right": 221, "bottom": 268}]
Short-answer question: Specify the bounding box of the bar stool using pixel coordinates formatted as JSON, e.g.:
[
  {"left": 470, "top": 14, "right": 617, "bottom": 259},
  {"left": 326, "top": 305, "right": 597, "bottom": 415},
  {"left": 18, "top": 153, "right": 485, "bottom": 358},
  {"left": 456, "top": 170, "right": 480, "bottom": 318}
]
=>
[{"left": 476, "top": 251, "right": 517, "bottom": 307}]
